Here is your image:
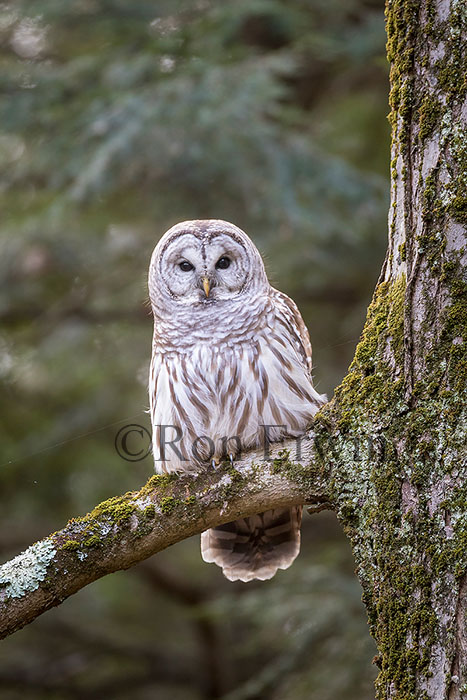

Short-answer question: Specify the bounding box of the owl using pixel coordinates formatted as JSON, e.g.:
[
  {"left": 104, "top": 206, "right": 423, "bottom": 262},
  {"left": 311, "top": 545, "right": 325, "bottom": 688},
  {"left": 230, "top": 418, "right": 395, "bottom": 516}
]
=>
[{"left": 148, "top": 220, "right": 326, "bottom": 582}]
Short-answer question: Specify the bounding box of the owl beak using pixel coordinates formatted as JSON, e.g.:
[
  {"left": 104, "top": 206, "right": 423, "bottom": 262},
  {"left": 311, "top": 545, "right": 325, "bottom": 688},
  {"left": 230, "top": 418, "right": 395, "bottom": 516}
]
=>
[{"left": 202, "top": 276, "right": 210, "bottom": 298}]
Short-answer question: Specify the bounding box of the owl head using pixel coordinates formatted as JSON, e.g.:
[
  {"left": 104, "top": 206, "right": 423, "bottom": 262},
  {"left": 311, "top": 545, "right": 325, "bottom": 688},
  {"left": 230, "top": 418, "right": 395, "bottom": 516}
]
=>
[{"left": 149, "top": 220, "right": 268, "bottom": 308}]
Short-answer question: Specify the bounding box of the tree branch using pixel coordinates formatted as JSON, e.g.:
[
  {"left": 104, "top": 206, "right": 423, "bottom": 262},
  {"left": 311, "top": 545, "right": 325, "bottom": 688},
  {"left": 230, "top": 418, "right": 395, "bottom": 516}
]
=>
[{"left": 0, "top": 431, "right": 331, "bottom": 640}]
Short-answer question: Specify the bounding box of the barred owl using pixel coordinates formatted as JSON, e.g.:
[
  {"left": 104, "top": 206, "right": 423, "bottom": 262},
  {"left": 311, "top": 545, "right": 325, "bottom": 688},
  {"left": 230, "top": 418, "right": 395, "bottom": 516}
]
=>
[{"left": 148, "top": 220, "right": 326, "bottom": 582}]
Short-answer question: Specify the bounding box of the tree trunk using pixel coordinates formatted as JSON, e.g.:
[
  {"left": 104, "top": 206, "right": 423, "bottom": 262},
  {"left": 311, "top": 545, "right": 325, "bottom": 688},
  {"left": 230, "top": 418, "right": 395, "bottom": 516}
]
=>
[
  {"left": 0, "top": 1, "right": 465, "bottom": 698},
  {"left": 315, "top": 1, "right": 466, "bottom": 696}
]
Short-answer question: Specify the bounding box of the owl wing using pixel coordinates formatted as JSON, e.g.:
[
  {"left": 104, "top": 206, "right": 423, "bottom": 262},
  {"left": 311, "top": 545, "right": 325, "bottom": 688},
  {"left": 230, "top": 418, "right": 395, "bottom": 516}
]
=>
[{"left": 271, "top": 287, "right": 313, "bottom": 376}]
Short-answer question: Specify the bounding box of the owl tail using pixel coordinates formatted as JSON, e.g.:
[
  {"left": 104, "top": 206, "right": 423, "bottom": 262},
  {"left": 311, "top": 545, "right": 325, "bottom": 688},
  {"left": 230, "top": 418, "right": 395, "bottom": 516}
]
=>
[{"left": 200, "top": 506, "right": 302, "bottom": 582}]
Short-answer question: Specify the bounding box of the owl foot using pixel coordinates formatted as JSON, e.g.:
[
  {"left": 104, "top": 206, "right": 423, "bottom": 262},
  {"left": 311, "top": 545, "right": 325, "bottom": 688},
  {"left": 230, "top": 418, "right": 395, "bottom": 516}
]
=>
[{"left": 228, "top": 453, "right": 234, "bottom": 465}]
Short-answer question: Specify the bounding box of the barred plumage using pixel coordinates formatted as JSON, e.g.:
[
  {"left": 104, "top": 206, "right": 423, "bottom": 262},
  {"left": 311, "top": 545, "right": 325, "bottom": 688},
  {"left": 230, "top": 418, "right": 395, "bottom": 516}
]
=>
[{"left": 148, "top": 220, "right": 326, "bottom": 581}]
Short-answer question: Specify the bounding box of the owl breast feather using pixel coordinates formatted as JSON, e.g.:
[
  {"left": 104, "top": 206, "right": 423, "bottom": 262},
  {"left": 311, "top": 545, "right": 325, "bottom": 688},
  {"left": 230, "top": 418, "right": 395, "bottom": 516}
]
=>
[{"left": 149, "top": 327, "right": 323, "bottom": 474}]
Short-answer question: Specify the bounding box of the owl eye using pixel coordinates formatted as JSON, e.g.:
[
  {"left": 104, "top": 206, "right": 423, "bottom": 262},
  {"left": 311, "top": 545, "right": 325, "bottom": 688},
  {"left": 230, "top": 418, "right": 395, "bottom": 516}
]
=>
[
  {"left": 179, "top": 261, "right": 194, "bottom": 272},
  {"left": 215, "top": 256, "right": 231, "bottom": 270}
]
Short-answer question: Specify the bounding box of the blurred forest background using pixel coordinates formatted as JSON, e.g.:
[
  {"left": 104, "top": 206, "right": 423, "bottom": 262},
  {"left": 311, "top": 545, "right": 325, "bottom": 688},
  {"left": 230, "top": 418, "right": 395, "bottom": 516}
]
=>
[{"left": 0, "top": 0, "right": 390, "bottom": 698}]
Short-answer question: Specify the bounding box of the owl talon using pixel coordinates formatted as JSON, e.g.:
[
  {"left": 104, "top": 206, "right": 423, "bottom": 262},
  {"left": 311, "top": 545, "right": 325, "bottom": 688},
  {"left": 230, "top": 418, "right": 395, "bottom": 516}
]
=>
[
  {"left": 211, "top": 459, "right": 217, "bottom": 469},
  {"left": 229, "top": 453, "right": 234, "bottom": 465}
]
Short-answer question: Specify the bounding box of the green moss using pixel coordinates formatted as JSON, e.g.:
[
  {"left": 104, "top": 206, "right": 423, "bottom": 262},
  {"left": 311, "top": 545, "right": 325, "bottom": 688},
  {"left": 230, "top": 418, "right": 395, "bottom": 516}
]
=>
[
  {"left": 159, "top": 496, "right": 181, "bottom": 515},
  {"left": 90, "top": 495, "right": 137, "bottom": 523},
  {"left": 417, "top": 93, "right": 441, "bottom": 141},
  {"left": 144, "top": 504, "right": 156, "bottom": 518},
  {"left": 435, "top": 35, "right": 467, "bottom": 102},
  {"left": 140, "top": 473, "right": 177, "bottom": 496},
  {"left": 61, "top": 540, "right": 80, "bottom": 551},
  {"left": 83, "top": 535, "right": 102, "bottom": 548},
  {"left": 442, "top": 272, "right": 467, "bottom": 395},
  {"left": 335, "top": 275, "right": 406, "bottom": 431},
  {"left": 422, "top": 169, "right": 440, "bottom": 221},
  {"left": 385, "top": 0, "right": 419, "bottom": 148},
  {"left": 270, "top": 448, "right": 312, "bottom": 488},
  {"left": 449, "top": 191, "right": 467, "bottom": 225},
  {"left": 271, "top": 448, "right": 292, "bottom": 474}
]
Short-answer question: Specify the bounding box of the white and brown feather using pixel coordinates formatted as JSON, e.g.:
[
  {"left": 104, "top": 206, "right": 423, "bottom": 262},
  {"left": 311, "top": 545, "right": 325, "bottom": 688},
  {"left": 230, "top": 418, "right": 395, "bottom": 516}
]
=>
[{"left": 148, "top": 220, "right": 326, "bottom": 581}]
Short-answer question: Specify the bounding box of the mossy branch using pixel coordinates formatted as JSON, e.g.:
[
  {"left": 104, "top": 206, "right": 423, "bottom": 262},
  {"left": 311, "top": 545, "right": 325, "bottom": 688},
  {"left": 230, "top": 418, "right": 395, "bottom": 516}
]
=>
[{"left": 0, "top": 431, "right": 331, "bottom": 640}]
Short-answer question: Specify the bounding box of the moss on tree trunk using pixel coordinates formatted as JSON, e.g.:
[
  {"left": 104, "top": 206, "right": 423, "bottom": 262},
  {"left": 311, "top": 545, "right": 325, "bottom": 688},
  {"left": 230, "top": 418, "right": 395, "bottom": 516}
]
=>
[{"left": 313, "top": 1, "right": 467, "bottom": 697}]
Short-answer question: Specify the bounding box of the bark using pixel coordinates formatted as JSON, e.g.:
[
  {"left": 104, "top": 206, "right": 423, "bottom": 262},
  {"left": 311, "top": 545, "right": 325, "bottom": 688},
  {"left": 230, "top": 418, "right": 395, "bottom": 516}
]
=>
[{"left": 0, "top": 1, "right": 466, "bottom": 698}]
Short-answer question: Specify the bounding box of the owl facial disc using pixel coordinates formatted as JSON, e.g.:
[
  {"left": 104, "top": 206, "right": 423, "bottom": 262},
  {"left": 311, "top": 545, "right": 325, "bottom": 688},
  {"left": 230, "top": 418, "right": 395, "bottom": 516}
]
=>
[{"left": 149, "top": 219, "right": 268, "bottom": 307}]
